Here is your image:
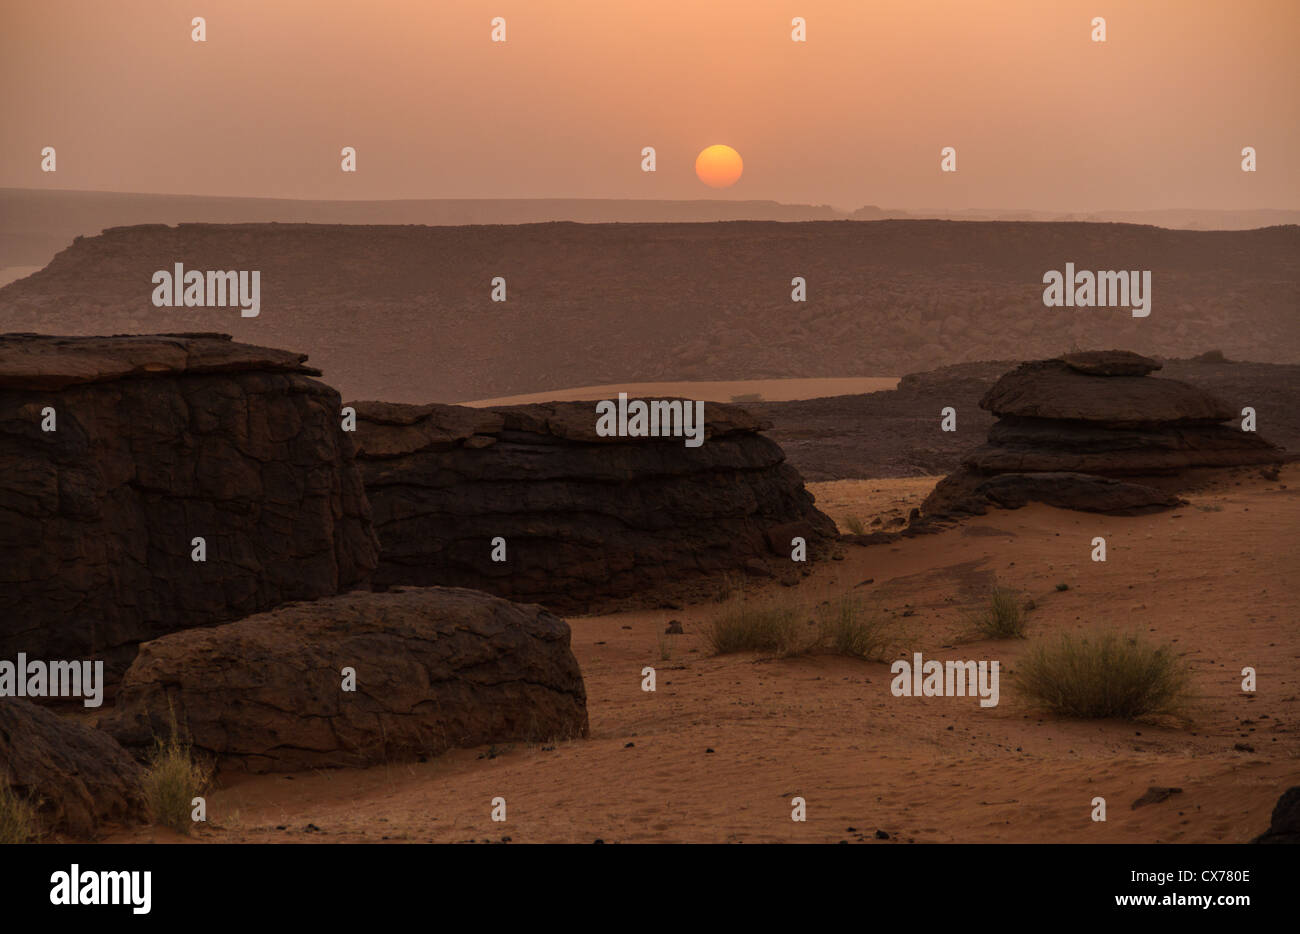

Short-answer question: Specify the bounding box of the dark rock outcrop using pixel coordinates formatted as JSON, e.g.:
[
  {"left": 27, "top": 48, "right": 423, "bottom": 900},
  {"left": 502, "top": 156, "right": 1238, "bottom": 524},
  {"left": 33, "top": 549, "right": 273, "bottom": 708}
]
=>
[
  {"left": 352, "top": 399, "right": 838, "bottom": 613},
  {"left": 0, "top": 333, "right": 379, "bottom": 684},
  {"left": 1252, "top": 787, "right": 1300, "bottom": 844},
  {"left": 102, "top": 587, "right": 588, "bottom": 773},
  {"left": 980, "top": 354, "right": 1234, "bottom": 427},
  {"left": 924, "top": 351, "right": 1286, "bottom": 516},
  {"left": 0, "top": 699, "right": 146, "bottom": 837}
]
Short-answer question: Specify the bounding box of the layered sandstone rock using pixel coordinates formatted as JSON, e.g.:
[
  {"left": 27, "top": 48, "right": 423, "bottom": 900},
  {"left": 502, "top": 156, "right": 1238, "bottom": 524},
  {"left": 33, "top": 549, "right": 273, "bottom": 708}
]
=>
[
  {"left": 351, "top": 399, "right": 838, "bottom": 612},
  {"left": 102, "top": 587, "right": 589, "bottom": 773},
  {"left": 0, "top": 333, "right": 379, "bottom": 684},
  {"left": 0, "top": 699, "right": 147, "bottom": 837},
  {"left": 924, "top": 351, "right": 1286, "bottom": 516}
]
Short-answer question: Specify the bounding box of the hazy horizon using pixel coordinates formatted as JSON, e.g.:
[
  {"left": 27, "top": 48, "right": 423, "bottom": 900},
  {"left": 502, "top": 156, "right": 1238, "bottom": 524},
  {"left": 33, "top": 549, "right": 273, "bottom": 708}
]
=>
[
  {"left": 11, "top": 185, "right": 1300, "bottom": 220},
  {"left": 4, "top": 0, "right": 1297, "bottom": 211}
]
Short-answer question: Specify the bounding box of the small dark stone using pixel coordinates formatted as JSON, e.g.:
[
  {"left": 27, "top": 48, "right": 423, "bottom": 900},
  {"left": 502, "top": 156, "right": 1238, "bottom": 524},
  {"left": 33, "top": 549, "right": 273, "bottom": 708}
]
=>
[{"left": 1131, "top": 786, "right": 1183, "bottom": 809}]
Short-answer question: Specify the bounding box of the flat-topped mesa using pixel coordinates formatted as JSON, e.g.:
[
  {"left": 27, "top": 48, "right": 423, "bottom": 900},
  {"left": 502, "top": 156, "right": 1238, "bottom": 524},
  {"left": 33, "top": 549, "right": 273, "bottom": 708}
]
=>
[
  {"left": 924, "top": 350, "right": 1287, "bottom": 517},
  {"left": 351, "top": 398, "right": 838, "bottom": 613},
  {"left": 0, "top": 333, "right": 379, "bottom": 686}
]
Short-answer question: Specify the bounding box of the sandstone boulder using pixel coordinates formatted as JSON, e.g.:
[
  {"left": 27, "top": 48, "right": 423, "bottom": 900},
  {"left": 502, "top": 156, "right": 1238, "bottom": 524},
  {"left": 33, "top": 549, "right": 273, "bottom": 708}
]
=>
[
  {"left": 1252, "top": 787, "right": 1300, "bottom": 844},
  {"left": 1059, "top": 349, "right": 1162, "bottom": 377},
  {"left": 980, "top": 359, "right": 1234, "bottom": 427},
  {"left": 924, "top": 351, "right": 1286, "bottom": 518},
  {"left": 0, "top": 698, "right": 146, "bottom": 837},
  {"left": 352, "top": 399, "right": 837, "bottom": 613},
  {"left": 0, "top": 333, "right": 379, "bottom": 684},
  {"left": 967, "top": 418, "right": 1282, "bottom": 475},
  {"left": 102, "top": 587, "right": 589, "bottom": 773}
]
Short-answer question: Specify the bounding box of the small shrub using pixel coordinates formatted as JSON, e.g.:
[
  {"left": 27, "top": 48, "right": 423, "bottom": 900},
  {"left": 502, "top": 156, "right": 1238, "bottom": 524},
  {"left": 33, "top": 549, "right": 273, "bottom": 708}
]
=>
[
  {"left": 843, "top": 515, "right": 866, "bottom": 535},
  {"left": 815, "top": 595, "right": 890, "bottom": 660},
  {"left": 657, "top": 631, "right": 674, "bottom": 661},
  {"left": 971, "top": 586, "right": 1027, "bottom": 639},
  {"left": 1018, "top": 629, "right": 1191, "bottom": 719},
  {"left": 143, "top": 713, "right": 212, "bottom": 834},
  {"left": 1055, "top": 582, "right": 1070, "bottom": 592},
  {"left": 0, "top": 780, "right": 38, "bottom": 844},
  {"left": 707, "top": 596, "right": 802, "bottom": 656}
]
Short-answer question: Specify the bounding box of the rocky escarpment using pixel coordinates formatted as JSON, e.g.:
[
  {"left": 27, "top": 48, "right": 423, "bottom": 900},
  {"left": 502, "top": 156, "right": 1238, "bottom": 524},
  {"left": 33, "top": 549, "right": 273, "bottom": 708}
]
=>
[
  {"left": 0, "top": 699, "right": 147, "bottom": 838},
  {"left": 923, "top": 351, "right": 1287, "bottom": 516},
  {"left": 102, "top": 587, "right": 589, "bottom": 773},
  {"left": 352, "top": 399, "right": 838, "bottom": 613},
  {"left": 0, "top": 333, "right": 379, "bottom": 684},
  {"left": 4, "top": 221, "right": 1296, "bottom": 403}
]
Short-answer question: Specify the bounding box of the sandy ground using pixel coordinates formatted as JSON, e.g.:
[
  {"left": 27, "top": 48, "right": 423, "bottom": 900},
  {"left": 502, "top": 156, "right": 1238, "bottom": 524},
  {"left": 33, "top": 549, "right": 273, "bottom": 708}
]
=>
[
  {"left": 104, "top": 465, "right": 1299, "bottom": 844},
  {"left": 464, "top": 377, "right": 899, "bottom": 406}
]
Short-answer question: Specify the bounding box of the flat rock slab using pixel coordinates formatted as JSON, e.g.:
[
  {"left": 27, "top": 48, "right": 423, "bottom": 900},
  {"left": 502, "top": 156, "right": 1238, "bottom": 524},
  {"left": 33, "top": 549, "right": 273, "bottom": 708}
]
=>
[
  {"left": 980, "top": 360, "right": 1234, "bottom": 426},
  {"left": 978, "top": 472, "right": 1182, "bottom": 513},
  {"left": 966, "top": 419, "right": 1283, "bottom": 475},
  {"left": 1058, "top": 350, "right": 1162, "bottom": 377},
  {"left": 0, "top": 698, "right": 146, "bottom": 838},
  {"left": 0, "top": 332, "right": 319, "bottom": 390},
  {"left": 102, "top": 587, "right": 589, "bottom": 774},
  {"left": 923, "top": 468, "right": 1182, "bottom": 517}
]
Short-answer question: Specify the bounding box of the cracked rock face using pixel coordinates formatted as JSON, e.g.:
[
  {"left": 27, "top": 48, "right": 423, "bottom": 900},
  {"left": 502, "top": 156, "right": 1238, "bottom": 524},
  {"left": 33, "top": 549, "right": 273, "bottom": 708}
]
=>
[
  {"left": 0, "top": 333, "right": 379, "bottom": 684},
  {"left": 101, "top": 587, "right": 589, "bottom": 773},
  {"left": 923, "top": 351, "right": 1287, "bottom": 516},
  {"left": 351, "top": 399, "right": 839, "bottom": 613},
  {"left": 0, "top": 698, "right": 147, "bottom": 838}
]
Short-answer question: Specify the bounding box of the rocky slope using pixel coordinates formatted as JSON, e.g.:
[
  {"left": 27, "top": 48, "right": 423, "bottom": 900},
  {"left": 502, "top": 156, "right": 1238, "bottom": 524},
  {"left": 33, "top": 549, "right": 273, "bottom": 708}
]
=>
[
  {"left": 1, "top": 221, "right": 1295, "bottom": 402},
  {"left": 352, "top": 399, "right": 838, "bottom": 612},
  {"left": 0, "top": 333, "right": 378, "bottom": 684}
]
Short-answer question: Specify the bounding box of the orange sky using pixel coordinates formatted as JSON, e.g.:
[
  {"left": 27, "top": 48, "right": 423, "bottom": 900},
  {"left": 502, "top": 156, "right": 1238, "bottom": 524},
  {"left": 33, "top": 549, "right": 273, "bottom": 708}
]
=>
[{"left": 2, "top": 0, "right": 1296, "bottom": 210}]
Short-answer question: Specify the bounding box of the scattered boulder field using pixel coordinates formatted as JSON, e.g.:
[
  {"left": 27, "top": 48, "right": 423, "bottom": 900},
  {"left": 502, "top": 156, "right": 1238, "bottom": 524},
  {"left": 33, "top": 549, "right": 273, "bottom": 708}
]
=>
[{"left": 1, "top": 331, "right": 1295, "bottom": 841}]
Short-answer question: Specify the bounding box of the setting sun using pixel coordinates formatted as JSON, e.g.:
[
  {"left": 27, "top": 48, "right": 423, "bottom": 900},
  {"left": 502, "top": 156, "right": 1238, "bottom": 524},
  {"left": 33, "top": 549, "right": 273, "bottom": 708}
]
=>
[{"left": 694, "top": 144, "right": 743, "bottom": 188}]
